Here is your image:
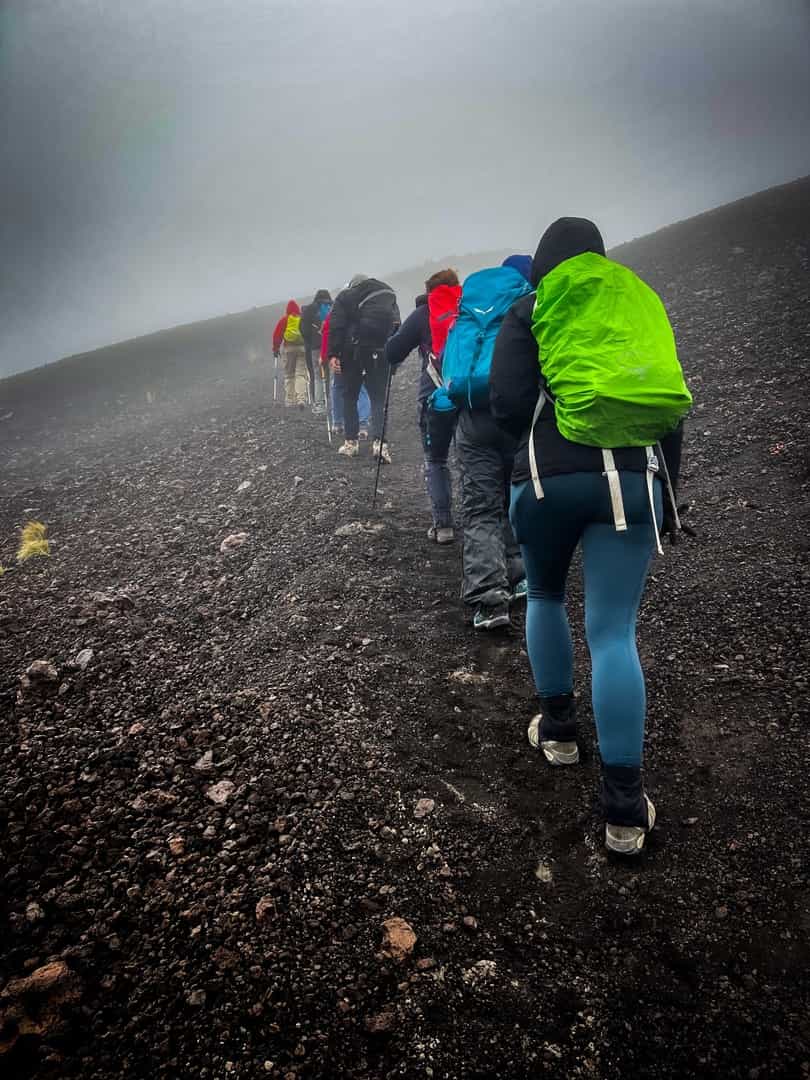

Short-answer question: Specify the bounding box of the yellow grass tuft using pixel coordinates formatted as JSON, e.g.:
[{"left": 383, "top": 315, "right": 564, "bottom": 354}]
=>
[{"left": 17, "top": 520, "right": 51, "bottom": 561}]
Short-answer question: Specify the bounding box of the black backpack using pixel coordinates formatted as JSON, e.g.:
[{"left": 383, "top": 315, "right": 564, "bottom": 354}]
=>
[{"left": 353, "top": 282, "right": 399, "bottom": 346}]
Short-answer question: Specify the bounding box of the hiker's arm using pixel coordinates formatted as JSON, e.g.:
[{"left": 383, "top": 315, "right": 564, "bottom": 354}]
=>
[
  {"left": 490, "top": 304, "right": 540, "bottom": 438},
  {"left": 384, "top": 306, "right": 424, "bottom": 367},
  {"left": 272, "top": 316, "right": 286, "bottom": 354}
]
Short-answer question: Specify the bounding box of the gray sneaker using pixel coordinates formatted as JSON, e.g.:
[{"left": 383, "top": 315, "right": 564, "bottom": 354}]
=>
[
  {"left": 527, "top": 716, "right": 580, "bottom": 765},
  {"left": 473, "top": 603, "right": 510, "bottom": 631},
  {"left": 605, "top": 795, "right": 656, "bottom": 856},
  {"left": 427, "top": 525, "right": 455, "bottom": 545}
]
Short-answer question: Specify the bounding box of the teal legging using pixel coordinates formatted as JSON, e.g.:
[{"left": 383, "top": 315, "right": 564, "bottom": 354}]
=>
[{"left": 510, "top": 472, "right": 662, "bottom": 768}]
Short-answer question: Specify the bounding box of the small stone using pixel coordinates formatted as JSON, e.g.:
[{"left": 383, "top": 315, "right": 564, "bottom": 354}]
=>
[
  {"left": 414, "top": 798, "right": 435, "bottom": 819},
  {"left": 237, "top": 480, "right": 252, "bottom": 492},
  {"left": 193, "top": 750, "right": 214, "bottom": 772},
  {"left": 186, "top": 989, "right": 206, "bottom": 1006},
  {"left": 206, "top": 780, "right": 235, "bottom": 804},
  {"left": 535, "top": 861, "right": 553, "bottom": 883},
  {"left": 293, "top": 476, "right": 304, "bottom": 488},
  {"left": 128, "top": 722, "right": 146, "bottom": 736},
  {"left": 716, "top": 905, "right": 729, "bottom": 919},
  {"left": 74, "top": 648, "right": 94, "bottom": 671},
  {"left": 25, "top": 902, "right": 45, "bottom": 922},
  {"left": 220, "top": 532, "right": 248, "bottom": 554},
  {"left": 23, "top": 660, "right": 58, "bottom": 683},
  {"left": 255, "top": 897, "right": 275, "bottom": 923},
  {"left": 462, "top": 915, "right": 478, "bottom": 931},
  {"left": 364, "top": 1006, "right": 396, "bottom": 1034},
  {"left": 381, "top": 917, "right": 417, "bottom": 961},
  {"left": 168, "top": 836, "right": 185, "bottom": 857},
  {"left": 416, "top": 958, "right": 436, "bottom": 971}
]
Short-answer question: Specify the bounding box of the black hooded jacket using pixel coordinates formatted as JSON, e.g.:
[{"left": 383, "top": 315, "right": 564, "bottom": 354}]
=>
[
  {"left": 489, "top": 217, "right": 683, "bottom": 490},
  {"left": 300, "top": 289, "right": 332, "bottom": 348},
  {"left": 327, "top": 278, "right": 401, "bottom": 359}
]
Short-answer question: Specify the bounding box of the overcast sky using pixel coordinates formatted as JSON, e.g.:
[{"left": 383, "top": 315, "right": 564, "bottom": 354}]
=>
[{"left": 2, "top": 0, "right": 809, "bottom": 376}]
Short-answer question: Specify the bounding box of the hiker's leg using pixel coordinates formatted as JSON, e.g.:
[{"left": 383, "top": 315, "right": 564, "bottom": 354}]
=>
[
  {"left": 457, "top": 408, "right": 511, "bottom": 609},
  {"left": 499, "top": 425, "right": 524, "bottom": 587},
  {"left": 341, "top": 349, "right": 363, "bottom": 440},
  {"left": 294, "top": 347, "right": 309, "bottom": 405},
  {"left": 581, "top": 472, "right": 662, "bottom": 771},
  {"left": 283, "top": 347, "right": 297, "bottom": 405},
  {"left": 361, "top": 347, "right": 388, "bottom": 442},
  {"left": 421, "top": 382, "right": 455, "bottom": 529},
  {"left": 304, "top": 345, "right": 316, "bottom": 402},
  {"left": 358, "top": 384, "right": 371, "bottom": 434},
  {"left": 331, "top": 371, "right": 345, "bottom": 430},
  {"left": 510, "top": 476, "right": 585, "bottom": 697}
]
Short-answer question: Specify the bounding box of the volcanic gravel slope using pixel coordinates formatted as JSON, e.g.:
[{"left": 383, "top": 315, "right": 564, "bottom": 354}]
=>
[{"left": 1, "top": 178, "right": 809, "bottom": 1080}]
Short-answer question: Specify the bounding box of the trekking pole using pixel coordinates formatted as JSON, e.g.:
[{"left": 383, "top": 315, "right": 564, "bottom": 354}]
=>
[
  {"left": 371, "top": 364, "right": 394, "bottom": 510},
  {"left": 272, "top": 353, "right": 278, "bottom": 404}
]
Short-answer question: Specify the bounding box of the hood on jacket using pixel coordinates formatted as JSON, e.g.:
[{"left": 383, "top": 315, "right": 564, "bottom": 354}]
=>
[
  {"left": 313, "top": 289, "right": 332, "bottom": 304},
  {"left": 530, "top": 218, "right": 605, "bottom": 286},
  {"left": 348, "top": 274, "right": 369, "bottom": 288},
  {"left": 501, "top": 254, "right": 533, "bottom": 281},
  {"left": 415, "top": 293, "right": 428, "bottom": 307},
  {"left": 286, "top": 299, "right": 301, "bottom": 315}
]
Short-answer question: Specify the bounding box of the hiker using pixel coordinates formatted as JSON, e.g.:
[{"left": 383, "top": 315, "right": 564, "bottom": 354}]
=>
[
  {"left": 431, "top": 256, "right": 532, "bottom": 629},
  {"left": 385, "top": 270, "right": 461, "bottom": 543},
  {"left": 272, "top": 300, "right": 309, "bottom": 407},
  {"left": 321, "top": 311, "right": 371, "bottom": 440},
  {"left": 328, "top": 275, "right": 400, "bottom": 460},
  {"left": 490, "top": 217, "right": 692, "bottom": 854},
  {"left": 301, "top": 289, "right": 332, "bottom": 415}
]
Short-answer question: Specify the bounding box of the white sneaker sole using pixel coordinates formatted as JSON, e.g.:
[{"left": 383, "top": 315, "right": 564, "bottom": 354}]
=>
[
  {"left": 527, "top": 716, "right": 579, "bottom": 765},
  {"left": 473, "top": 613, "right": 510, "bottom": 631},
  {"left": 605, "top": 795, "right": 656, "bottom": 855}
]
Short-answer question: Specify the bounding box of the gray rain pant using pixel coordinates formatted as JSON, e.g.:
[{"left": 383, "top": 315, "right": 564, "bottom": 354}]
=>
[{"left": 456, "top": 407, "right": 524, "bottom": 608}]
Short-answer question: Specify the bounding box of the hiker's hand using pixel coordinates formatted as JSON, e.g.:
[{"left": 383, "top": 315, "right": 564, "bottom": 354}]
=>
[
  {"left": 273, "top": 351, "right": 280, "bottom": 360},
  {"left": 661, "top": 502, "right": 695, "bottom": 545},
  {"left": 330, "top": 356, "right": 341, "bottom": 374}
]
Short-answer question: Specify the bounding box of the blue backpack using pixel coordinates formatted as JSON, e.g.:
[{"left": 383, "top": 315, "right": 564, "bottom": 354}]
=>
[{"left": 439, "top": 266, "right": 532, "bottom": 408}]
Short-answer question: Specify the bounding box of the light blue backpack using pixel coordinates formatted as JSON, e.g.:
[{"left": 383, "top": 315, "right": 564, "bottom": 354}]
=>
[{"left": 439, "top": 266, "right": 532, "bottom": 408}]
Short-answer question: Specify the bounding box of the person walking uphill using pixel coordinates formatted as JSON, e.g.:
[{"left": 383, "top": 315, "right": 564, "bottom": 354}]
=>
[
  {"left": 385, "top": 270, "right": 461, "bottom": 543},
  {"left": 272, "top": 300, "right": 309, "bottom": 407},
  {"left": 328, "top": 275, "right": 400, "bottom": 460},
  {"left": 435, "top": 257, "right": 532, "bottom": 629},
  {"left": 301, "top": 289, "right": 332, "bottom": 415},
  {"left": 490, "top": 217, "right": 692, "bottom": 855}
]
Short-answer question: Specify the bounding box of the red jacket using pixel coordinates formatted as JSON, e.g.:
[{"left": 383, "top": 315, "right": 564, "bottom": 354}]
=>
[
  {"left": 272, "top": 299, "right": 301, "bottom": 353},
  {"left": 320, "top": 313, "right": 331, "bottom": 367}
]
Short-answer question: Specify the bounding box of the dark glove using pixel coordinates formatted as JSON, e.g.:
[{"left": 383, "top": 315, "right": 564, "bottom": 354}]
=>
[
  {"left": 661, "top": 501, "right": 696, "bottom": 545},
  {"left": 273, "top": 350, "right": 280, "bottom": 360}
]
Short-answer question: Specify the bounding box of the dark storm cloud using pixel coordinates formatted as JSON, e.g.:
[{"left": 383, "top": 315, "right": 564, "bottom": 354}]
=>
[{"left": 2, "top": 0, "right": 809, "bottom": 376}]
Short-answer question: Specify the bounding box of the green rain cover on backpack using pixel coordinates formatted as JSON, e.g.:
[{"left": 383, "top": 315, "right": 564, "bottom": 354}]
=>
[{"left": 530, "top": 252, "right": 692, "bottom": 447}]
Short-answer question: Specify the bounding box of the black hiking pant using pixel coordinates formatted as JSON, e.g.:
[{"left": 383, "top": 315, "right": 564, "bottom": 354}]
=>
[
  {"left": 456, "top": 407, "right": 524, "bottom": 608},
  {"left": 341, "top": 344, "right": 388, "bottom": 441}
]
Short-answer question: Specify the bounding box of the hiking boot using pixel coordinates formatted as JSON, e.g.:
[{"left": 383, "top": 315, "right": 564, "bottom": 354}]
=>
[
  {"left": 527, "top": 693, "right": 579, "bottom": 765},
  {"left": 602, "top": 765, "right": 655, "bottom": 855},
  {"left": 473, "top": 603, "right": 510, "bottom": 631},
  {"left": 427, "top": 525, "right": 455, "bottom": 545},
  {"left": 605, "top": 795, "right": 656, "bottom": 856},
  {"left": 510, "top": 577, "right": 528, "bottom": 603},
  {"left": 373, "top": 439, "right": 392, "bottom": 464},
  {"left": 337, "top": 439, "right": 359, "bottom": 457}
]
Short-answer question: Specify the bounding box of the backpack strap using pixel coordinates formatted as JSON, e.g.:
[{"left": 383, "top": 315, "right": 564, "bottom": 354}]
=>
[
  {"left": 529, "top": 390, "right": 548, "bottom": 500},
  {"left": 357, "top": 288, "right": 396, "bottom": 309},
  {"left": 601, "top": 450, "right": 627, "bottom": 531},
  {"left": 645, "top": 446, "right": 664, "bottom": 555}
]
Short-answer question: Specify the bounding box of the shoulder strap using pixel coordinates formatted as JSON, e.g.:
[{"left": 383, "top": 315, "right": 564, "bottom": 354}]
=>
[{"left": 357, "top": 288, "right": 395, "bottom": 309}]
